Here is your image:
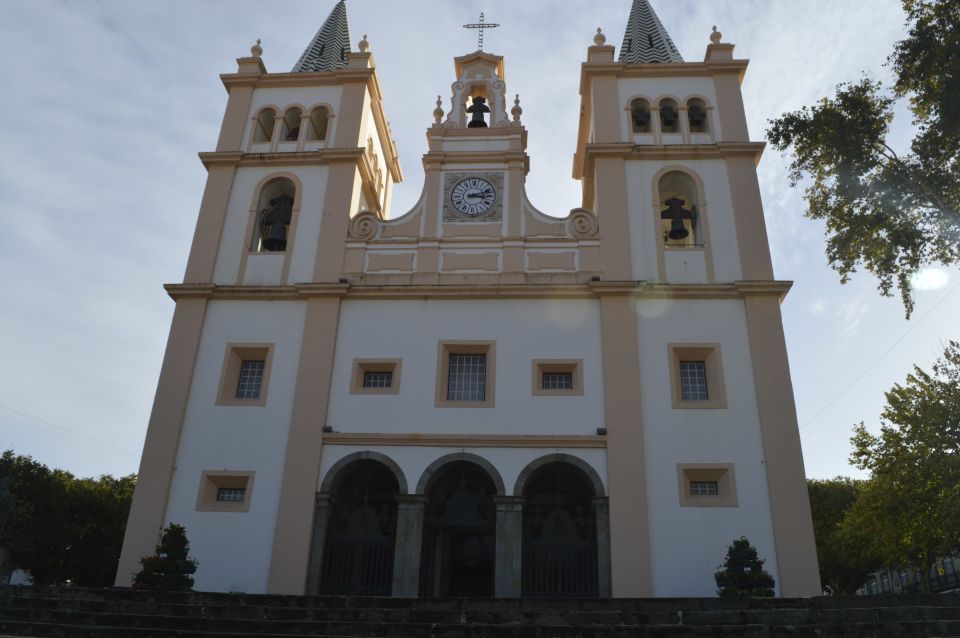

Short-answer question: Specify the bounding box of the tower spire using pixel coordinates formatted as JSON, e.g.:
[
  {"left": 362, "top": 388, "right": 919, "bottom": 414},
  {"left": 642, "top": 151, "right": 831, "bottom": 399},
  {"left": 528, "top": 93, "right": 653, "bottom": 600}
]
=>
[
  {"left": 292, "top": 0, "right": 352, "bottom": 73},
  {"left": 618, "top": 0, "right": 683, "bottom": 64}
]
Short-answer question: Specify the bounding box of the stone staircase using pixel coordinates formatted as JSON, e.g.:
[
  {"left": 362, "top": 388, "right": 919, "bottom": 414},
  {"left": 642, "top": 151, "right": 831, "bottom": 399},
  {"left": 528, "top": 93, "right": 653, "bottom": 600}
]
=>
[{"left": 1, "top": 587, "right": 959, "bottom": 637}]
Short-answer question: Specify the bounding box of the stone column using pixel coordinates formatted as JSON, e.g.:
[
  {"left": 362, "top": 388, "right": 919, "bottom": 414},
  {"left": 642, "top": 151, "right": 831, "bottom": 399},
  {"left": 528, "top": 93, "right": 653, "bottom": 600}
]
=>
[
  {"left": 391, "top": 495, "right": 427, "bottom": 598},
  {"left": 594, "top": 497, "right": 612, "bottom": 598},
  {"left": 495, "top": 496, "right": 525, "bottom": 598},
  {"left": 304, "top": 493, "right": 333, "bottom": 595}
]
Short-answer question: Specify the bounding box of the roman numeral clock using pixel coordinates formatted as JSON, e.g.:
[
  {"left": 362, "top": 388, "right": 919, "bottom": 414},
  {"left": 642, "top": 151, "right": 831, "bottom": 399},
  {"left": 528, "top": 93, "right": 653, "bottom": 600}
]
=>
[{"left": 443, "top": 173, "right": 504, "bottom": 221}]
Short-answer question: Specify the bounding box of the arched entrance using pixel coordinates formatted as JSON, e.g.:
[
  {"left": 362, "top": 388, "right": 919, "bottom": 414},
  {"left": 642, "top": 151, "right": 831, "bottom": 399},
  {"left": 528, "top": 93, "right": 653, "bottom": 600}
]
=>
[
  {"left": 318, "top": 458, "right": 400, "bottom": 596},
  {"left": 418, "top": 460, "right": 498, "bottom": 597},
  {"left": 520, "top": 460, "right": 600, "bottom": 598}
]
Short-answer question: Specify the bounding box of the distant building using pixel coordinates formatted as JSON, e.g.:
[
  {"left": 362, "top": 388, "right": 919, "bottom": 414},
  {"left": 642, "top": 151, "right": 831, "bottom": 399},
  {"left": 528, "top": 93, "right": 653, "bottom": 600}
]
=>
[
  {"left": 115, "top": 0, "right": 820, "bottom": 598},
  {"left": 859, "top": 556, "right": 960, "bottom": 595}
]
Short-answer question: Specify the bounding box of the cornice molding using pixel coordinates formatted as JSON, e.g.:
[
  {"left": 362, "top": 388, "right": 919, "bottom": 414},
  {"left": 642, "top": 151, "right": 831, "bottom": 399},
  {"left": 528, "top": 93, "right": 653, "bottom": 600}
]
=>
[
  {"left": 198, "top": 148, "right": 364, "bottom": 169},
  {"left": 322, "top": 433, "right": 608, "bottom": 449},
  {"left": 164, "top": 280, "right": 792, "bottom": 302}
]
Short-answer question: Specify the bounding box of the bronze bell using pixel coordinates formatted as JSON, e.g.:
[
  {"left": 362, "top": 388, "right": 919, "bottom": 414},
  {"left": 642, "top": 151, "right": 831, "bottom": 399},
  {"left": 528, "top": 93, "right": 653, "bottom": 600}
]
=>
[
  {"left": 668, "top": 217, "right": 689, "bottom": 241},
  {"left": 688, "top": 104, "right": 706, "bottom": 128},
  {"left": 660, "top": 196, "right": 694, "bottom": 242},
  {"left": 263, "top": 221, "right": 288, "bottom": 252},
  {"left": 467, "top": 96, "right": 490, "bottom": 129},
  {"left": 661, "top": 105, "right": 678, "bottom": 127},
  {"left": 632, "top": 105, "right": 650, "bottom": 130},
  {"left": 260, "top": 193, "right": 294, "bottom": 252}
]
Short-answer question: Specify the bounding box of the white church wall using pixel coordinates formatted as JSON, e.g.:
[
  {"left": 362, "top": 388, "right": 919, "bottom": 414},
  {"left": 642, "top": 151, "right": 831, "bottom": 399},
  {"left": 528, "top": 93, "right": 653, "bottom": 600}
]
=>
[
  {"left": 212, "top": 165, "right": 330, "bottom": 285},
  {"left": 240, "top": 86, "right": 344, "bottom": 149},
  {"left": 163, "top": 300, "right": 307, "bottom": 594},
  {"left": 624, "top": 159, "right": 743, "bottom": 283},
  {"left": 326, "top": 299, "right": 605, "bottom": 436},
  {"left": 617, "top": 77, "right": 721, "bottom": 142},
  {"left": 634, "top": 298, "right": 779, "bottom": 596},
  {"left": 318, "top": 445, "right": 608, "bottom": 498}
]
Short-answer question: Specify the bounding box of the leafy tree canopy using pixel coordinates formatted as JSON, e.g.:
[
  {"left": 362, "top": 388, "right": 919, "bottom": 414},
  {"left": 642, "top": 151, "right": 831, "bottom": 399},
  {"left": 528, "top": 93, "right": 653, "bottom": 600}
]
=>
[
  {"left": 847, "top": 340, "right": 960, "bottom": 592},
  {"left": 766, "top": 0, "right": 959, "bottom": 317},
  {"left": 132, "top": 523, "right": 197, "bottom": 591},
  {"left": 807, "top": 477, "right": 879, "bottom": 594},
  {"left": 0, "top": 450, "right": 136, "bottom": 587}
]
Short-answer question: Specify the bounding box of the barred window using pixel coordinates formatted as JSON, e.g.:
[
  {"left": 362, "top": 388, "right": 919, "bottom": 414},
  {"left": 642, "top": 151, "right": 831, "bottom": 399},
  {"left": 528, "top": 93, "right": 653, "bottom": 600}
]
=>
[
  {"left": 362, "top": 371, "right": 393, "bottom": 389},
  {"left": 542, "top": 372, "right": 574, "bottom": 390},
  {"left": 236, "top": 360, "right": 265, "bottom": 399},
  {"left": 216, "top": 487, "right": 246, "bottom": 503},
  {"left": 447, "top": 353, "right": 487, "bottom": 402},
  {"left": 689, "top": 480, "right": 718, "bottom": 497},
  {"left": 679, "top": 360, "right": 708, "bottom": 401}
]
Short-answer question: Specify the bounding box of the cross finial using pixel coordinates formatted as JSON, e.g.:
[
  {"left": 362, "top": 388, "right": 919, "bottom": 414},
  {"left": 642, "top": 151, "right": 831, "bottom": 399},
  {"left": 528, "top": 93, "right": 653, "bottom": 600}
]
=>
[{"left": 463, "top": 12, "right": 500, "bottom": 51}]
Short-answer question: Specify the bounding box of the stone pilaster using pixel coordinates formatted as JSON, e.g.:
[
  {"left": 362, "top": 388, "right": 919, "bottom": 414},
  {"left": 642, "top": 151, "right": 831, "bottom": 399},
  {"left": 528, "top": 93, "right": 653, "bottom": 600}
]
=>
[
  {"left": 495, "top": 496, "right": 525, "bottom": 598},
  {"left": 392, "top": 495, "right": 427, "bottom": 597},
  {"left": 304, "top": 493, "right": 334, "bottom": 595},
  {"left": 594, "top": 497, "right": 612, "bottom": 598}
]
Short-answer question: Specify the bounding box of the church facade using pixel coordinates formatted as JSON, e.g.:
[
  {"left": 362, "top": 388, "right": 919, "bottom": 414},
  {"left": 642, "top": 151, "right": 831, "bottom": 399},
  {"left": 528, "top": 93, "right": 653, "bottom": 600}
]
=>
[{"left": 116, "top": 0, "right": 821, "bottom": 598}]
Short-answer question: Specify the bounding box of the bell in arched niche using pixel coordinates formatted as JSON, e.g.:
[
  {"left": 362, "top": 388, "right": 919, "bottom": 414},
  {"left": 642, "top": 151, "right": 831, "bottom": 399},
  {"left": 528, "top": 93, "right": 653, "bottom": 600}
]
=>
[{"left": 259, "top": 193, "right": 294, "bottom": 252}]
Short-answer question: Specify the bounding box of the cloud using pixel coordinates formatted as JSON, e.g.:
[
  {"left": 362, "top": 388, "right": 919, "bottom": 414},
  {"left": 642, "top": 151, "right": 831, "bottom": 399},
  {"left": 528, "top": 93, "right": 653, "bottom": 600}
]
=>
[
  {"left": 837, "top": 297, "right": 871, "bottom": 340},
  {"left": 808, "top": 298, "right": 827, "bottom": 316}
]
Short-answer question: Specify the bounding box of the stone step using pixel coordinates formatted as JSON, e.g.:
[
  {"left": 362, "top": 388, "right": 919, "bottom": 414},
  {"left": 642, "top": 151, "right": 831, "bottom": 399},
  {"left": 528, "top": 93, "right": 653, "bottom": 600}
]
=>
[
  {"left": 2, "top": 619, "right": 960, "bottom": 638},
  {"left": 4, "top": 596, "right": 960, "bottom": 627}
]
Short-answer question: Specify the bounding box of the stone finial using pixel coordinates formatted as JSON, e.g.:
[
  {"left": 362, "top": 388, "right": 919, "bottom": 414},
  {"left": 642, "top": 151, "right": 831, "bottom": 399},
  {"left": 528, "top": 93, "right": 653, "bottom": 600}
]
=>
[
  {"left": 594, "top": 27, "right": 607, "bottom": 46},
  {"left": 359, "top": 34, "right": 370, "bottom": 52},
  {"left": 433, "top": 95, "right": 445, "bottom": 125},
  {"left": 250, "top": 38, "right": 263, "bottom": 58},
  {"left": 710, "top": 26, "right": 722, "bottom": 44},
  {"left": 511, "top": 94, "right": 523, "bottom": 123}
]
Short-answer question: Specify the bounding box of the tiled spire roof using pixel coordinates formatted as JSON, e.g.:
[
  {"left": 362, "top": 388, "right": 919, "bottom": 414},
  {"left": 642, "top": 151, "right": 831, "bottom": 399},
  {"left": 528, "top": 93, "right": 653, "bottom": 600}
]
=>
[
  {"left": 619, "top": 0, "right": 684, "bottom": 64},
  {"left": 292, "top": 0, "right": 352, "bottom": 72}
]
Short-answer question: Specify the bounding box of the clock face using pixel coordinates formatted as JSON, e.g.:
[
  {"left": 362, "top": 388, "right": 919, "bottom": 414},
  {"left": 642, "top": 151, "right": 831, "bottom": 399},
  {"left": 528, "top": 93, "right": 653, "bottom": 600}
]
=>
[{"left": 450, "top": 177, "right": 497, "bottom": 217}]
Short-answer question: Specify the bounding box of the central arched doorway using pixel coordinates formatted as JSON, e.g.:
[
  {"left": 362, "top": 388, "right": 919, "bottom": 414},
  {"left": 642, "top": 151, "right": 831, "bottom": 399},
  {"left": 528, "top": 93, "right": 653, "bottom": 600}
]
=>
[
  {"left": 319, "top": 458, "right": 399, "bottom": 596},
  {"left": 520, "top": 460, "right": 600, "bottom": 598},
  {"left": 419, "top": 460, "right": 498, "bottom": 597}
]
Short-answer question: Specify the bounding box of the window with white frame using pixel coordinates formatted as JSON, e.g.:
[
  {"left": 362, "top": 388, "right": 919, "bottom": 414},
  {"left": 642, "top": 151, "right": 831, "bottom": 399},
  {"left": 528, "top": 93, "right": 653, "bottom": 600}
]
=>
[
  {"left": 216, "top": 487, "right": 246, "bottom": 503},
  {"left": 689, "top": 480, "right": 719, "bottom": 497},
  {"left": 447, "top": 353, "right": 487, "bottom": 401},
  {"left": 679, "top": 360, "right": 708, "bottom": 401},
  {"left": 236, "top": 360, "right": 265, "bottom": 399}
]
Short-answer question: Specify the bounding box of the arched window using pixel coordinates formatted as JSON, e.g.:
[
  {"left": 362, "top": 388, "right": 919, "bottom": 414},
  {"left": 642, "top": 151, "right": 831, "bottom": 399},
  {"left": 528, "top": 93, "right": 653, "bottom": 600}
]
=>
[
  {"left": 281, "top": 107, "right": 302, "bottom": 142},
  {"left": 687, "top": 98, "right": 709, "bottom": 133},
  {"left": 306, "top": 106, "right": 330, "bottom": 141},
  {"left": 253, "top": 108, "right": 276, "bottom": 143},
  {"left": 659, "top": 98, "right": 679, "bottom": 133},
  {"left": 658, "top": 171, "right": 700, "bottom": 246},
  {"left": 251, "top": 178, "right": 295, "bottom": 253},
  {"left": 630, "top": 98, "right": 651, "bottom": 133}
]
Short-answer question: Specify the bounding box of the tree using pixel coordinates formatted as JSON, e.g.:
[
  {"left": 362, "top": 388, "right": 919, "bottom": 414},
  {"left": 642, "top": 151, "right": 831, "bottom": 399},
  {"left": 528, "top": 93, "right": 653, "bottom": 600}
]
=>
[
  {"left": 0, "top": 450, "right": 136, "bottom": 587},
  {"left": 766, "top": 0, "right": 959, "bottom": 317},
  {"left": 807, "top": 478, "right": 880, "bottom": 594},
  {"left": 847, "top": 341, "right": 960, "bottom": 593},
  {"left": 132, "top": 523, "right": 197, "bottom": 591},
  {"left": 714, "top": 536, "right": 775, "bottom": 597}
]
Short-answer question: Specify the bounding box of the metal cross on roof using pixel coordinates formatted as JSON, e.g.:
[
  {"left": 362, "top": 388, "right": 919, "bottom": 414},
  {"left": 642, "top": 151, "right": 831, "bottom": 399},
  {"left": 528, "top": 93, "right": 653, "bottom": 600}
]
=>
[{"left": 463, "top": 13, "right": 500, "bottom": 51}]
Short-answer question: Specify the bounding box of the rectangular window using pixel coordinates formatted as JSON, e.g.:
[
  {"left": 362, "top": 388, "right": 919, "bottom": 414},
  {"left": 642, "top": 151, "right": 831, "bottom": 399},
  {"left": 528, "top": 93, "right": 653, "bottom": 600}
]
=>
[
  {"left": 679, "top": 360, "right": 708, "bottom": 401},
  {"left": 669, "top": 344, "right": 726, "bottom": 409},
  {"left": 351, "top": 359, "right": 402, "bottom": 395},
  {"left": 216, "top": 488, "right": 246, "bottom": 503},
  {"left": 677, "top": 464, "right": 737, "bottom": 507},
  {"left": 217, "top": 344, "right": 273, "bottom": 406},
  {"left": 447, "top": 353, "right": 487, "bottom": 402},
  {"left": 236, "top": 360, "right": 265, "bottom": 399},
  {"left": 542, "top": 371, "right": 574, "bottom": 390},
  {"left": 436, "top": 342, "right": 495, "bottom": 408},
  {"left": 362, "top": 371, "right": 394, "bottom": 389},
  {"left": 532, "top": 360, "right": 584, "bottom": 396},
  {"left": 196, "top": 471, "right": 255, "bottom": 513},
  {"left": 880, "top": 572, "right": 892, "bottom": 592},
  {"left": 689, "top": 480, "right": 719, "bottom": 496},
  {"left": 867, "top": 577, "right": 878, "bottom": 595}
]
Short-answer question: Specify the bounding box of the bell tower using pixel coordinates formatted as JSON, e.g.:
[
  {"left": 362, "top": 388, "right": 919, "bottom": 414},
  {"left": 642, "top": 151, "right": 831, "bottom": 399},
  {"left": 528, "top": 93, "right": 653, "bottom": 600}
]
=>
[{"left": 573, "top": 0, "right": 821, "bottom": 597}]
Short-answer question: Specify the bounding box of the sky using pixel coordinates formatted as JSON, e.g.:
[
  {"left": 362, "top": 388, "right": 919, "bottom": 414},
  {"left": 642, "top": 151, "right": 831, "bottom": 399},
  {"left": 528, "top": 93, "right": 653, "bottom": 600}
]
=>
[{"left": 0, "top": 0, "right": 956, "bottom": 481}]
